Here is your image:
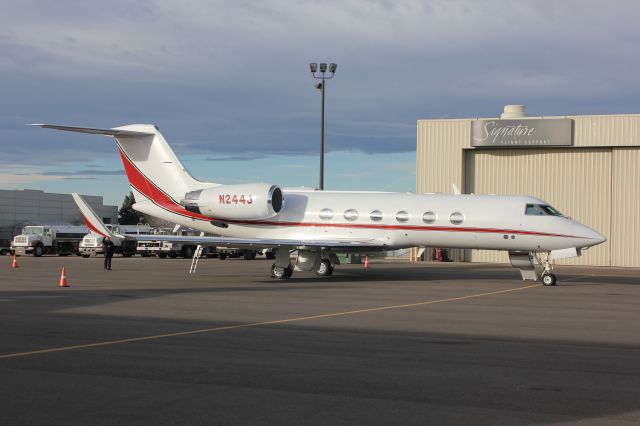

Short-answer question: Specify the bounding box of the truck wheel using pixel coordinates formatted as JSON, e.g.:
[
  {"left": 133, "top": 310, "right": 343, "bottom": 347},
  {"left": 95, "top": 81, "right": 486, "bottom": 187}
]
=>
[
  {"left": 243, "top": 252, "right": 253, "bottom": 260},
  {"left": 33, "top": 245, "right": 44, "bottom": 257},
  {"left": 183, "top": 247, "right": 194, "bottom": 258},
  {"left": 158, "top": 253, "right": 168, "bottom": 259},
  {"left": 219, "top": 254, "right": 227, "bottom": 260}
]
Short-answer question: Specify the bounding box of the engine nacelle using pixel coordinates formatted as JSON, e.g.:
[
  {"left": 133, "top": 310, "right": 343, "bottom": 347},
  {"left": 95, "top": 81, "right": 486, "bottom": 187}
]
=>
[{"left": 181, "top": 184, "right": 283, "bottom": 221}]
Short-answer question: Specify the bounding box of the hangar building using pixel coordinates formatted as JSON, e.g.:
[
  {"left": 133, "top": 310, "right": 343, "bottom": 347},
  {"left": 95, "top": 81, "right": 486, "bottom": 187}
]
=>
[
  {"left": 0, "top": 189, "right": 118, "bottom": 247},
  {"left": 416, "top": 105, "right": 640, "bottom": 267}
]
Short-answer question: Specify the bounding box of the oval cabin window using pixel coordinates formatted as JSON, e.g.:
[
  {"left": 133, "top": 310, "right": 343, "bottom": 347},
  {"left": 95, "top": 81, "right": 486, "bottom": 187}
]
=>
[
  {"left": 449, "top": 211, "right": 464, "bottom": 225},
  {"left": 395, "top": 211, "right": 409, "bottom": 222},
  {"left": 319, "top": 208, "right": 334, "bottom": 220},
  {"left": 344, "top": 209, "right": 359, "bottom": 221},
  {"left": 422, "top": 211, "right": 436, "bottom": 224},
  {"left": 369, "top": 210, "right": 383, "bottom": 221}
]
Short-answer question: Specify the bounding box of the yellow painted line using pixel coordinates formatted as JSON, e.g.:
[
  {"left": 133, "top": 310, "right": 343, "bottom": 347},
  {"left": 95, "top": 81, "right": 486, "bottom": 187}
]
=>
[{"left": 0, "top": 283, "right": 541, "bottom": 360}]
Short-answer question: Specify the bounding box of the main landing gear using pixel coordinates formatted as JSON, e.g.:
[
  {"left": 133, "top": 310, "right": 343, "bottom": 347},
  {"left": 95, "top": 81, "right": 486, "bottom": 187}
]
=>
[
  {"left": 270, "top": 248, "right": 335, "bottom": 280},
  {"left": 315, "top": 259, "right": 334, "bottom": 277},
  {"left": 271, "top": 264, "right": 293, "bottom": 279}
]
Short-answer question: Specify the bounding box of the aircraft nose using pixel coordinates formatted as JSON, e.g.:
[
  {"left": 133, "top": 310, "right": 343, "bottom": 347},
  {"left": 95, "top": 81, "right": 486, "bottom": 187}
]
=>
[{"left": 575, "top": 222, "right": 606, "bottom": 247}]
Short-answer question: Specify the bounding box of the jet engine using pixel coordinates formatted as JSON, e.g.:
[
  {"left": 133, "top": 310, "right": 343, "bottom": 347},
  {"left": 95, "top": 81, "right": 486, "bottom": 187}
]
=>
[{"left": 181, "top": 184, "right": 283, "bottom": 221}]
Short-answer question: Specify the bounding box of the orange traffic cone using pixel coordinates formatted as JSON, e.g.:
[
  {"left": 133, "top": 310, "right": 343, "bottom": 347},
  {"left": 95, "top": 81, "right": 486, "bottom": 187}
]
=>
[
  {"left": 11, "top": 255, "right": 19, "bottom": 268},
  {"left": 364, "top": 256, "right": 370, "bottom": 269},
  {"left": 59, "top": 267, "right": 69, "bottom": 287}
]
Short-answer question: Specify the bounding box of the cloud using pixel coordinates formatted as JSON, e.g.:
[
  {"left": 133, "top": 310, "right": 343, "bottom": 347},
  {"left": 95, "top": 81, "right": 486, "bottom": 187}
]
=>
[
  {"left": 0, "top": 173, "right": 66, "bottom": 186},
  {"left": 39, "top": 170, "right": 125, "bottom": 176},
  {"left": 1, "top": 0, "right": 639, "bottom": 172},
  {"left": 204, "top": 154, "right": 269, "bottom": 162}
]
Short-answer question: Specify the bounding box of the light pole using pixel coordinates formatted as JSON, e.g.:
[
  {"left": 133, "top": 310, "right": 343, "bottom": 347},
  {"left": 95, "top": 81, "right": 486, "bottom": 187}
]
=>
[{"left": 310, "top": 62, "right": 337, "bottom": 190}]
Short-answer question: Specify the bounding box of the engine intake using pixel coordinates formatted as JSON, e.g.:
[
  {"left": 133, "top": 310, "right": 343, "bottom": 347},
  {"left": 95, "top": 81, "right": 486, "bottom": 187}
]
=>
[{"left": 181, "top": 183, "right": 283, "bottom": 221}]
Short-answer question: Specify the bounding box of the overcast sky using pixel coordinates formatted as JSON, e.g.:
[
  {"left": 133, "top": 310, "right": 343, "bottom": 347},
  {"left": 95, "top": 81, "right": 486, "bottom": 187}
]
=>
[{"left": 1, "top": 0, "right": 639, "bottom": 205}]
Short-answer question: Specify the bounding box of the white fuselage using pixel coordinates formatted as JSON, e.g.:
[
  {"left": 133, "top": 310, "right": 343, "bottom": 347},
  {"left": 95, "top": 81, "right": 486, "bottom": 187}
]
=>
[{"left": 132, "top": 188, "right": 604, "bottom": 252}]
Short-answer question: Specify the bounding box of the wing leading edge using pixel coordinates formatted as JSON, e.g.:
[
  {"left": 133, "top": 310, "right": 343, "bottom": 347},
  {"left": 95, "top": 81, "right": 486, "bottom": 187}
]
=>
[{"left": 128, "top": 234, "right": 387, "bottom": 251}]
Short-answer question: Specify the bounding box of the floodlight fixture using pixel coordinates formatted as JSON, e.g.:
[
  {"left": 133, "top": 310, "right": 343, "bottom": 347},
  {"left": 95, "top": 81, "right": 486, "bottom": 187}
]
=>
[{"left": 308, "top": 61, "right": 338, "bottom": 190}]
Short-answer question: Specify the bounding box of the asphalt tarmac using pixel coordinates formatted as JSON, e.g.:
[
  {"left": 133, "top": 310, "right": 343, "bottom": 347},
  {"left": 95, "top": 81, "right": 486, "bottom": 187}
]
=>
[{"left": 1, "top": 255, "right": 639, "bottom": 425}]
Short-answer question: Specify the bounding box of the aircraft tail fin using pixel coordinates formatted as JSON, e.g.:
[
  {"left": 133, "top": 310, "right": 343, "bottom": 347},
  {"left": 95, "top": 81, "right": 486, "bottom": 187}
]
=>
[
  {"left": 33, "top": 124, "right": 216, "bottom": 205},
  {"left": 72, "top": 193, "right": 120, "bottom": 239}
]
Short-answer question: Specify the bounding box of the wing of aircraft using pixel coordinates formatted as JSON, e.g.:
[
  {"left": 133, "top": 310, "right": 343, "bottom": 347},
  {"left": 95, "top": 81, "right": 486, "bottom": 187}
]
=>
[
  {"left": 72, "top": 193, "right": 385, "bottom": 251},
  {"left": 72, "top": 193, "right": 122, "bottom": 239}
]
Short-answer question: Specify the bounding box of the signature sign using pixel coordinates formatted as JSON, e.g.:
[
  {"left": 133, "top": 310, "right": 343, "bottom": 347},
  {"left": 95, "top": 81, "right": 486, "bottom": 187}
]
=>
[{"left": 471, "top": 118, "right": 572, "bottom": 147}]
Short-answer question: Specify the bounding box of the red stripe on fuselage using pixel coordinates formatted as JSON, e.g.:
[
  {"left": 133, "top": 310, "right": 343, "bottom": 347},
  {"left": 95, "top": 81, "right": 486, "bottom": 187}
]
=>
[
  {"left": 115, "top": 146, "right": 576, "bottom": 239},
  {"left": 117, "top": 146, "right": 211, "bottom": 221}
]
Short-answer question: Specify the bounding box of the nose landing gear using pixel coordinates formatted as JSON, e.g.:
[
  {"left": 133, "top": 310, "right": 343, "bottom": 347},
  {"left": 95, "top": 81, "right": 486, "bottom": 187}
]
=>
[
  {"left": 541, "top": 272, "right": 557, "bottom": 286},
  {"left": 509, "top": 251, "right": 558, "bottom": 285}
]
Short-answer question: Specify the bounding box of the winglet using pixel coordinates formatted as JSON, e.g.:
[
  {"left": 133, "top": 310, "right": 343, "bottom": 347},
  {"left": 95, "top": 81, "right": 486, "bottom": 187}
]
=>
[
  {"left": 72, "top": 193, "right": 119, "bottom": 239},
  {"left": 452, "top": 183, "right": 461, "bottom": 195}
]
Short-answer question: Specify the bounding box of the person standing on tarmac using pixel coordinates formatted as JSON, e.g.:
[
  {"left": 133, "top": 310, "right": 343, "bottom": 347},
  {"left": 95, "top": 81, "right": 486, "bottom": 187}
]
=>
[{"left": 102, "top": 236, "right": 115, "bottom": 270}]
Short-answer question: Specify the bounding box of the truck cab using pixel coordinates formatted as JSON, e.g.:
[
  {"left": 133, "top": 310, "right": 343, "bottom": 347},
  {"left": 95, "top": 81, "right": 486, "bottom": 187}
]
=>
[
  {"left": 13, "top": 226, "right": 52, "bottom": 256},
  {"left": 80, "top": 224, "right": 146, "bottom": 257}
]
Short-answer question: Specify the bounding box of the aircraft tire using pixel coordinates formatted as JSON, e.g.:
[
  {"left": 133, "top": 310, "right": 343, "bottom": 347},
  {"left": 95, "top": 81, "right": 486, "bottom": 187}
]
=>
[
  {"left": 315, "top": 260, "right": 334, "bottom": 277},
  {"left": 541, "top": 273, "right": 557, "bottom": 286},
  {"left": 271, "top": 263, "right": 293, "bottom": 279}
]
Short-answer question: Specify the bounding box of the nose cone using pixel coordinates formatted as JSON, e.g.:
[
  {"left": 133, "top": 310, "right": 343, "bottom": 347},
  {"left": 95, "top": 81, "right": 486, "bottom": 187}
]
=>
[{"left": 575, "top": 223, "right": 607, "bottom": 248}]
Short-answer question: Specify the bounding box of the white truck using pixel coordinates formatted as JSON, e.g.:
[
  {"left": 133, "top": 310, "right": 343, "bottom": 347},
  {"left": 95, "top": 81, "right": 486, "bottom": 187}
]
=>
[
  {"left": 79, "top": 224, "right": 151, "bottom": 258},
  {"left": 12, "top": 225, "right": 88, "bottom": 257},
  {"left": 137, "top": 228, "right": 202, "bottom": 258}
]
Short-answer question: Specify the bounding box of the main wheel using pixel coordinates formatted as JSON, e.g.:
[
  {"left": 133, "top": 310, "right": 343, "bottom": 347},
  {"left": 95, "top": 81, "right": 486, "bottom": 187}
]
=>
[
  {"left": 315, "top": 260, "right": 334, "bottom": 276},
  {"left": 541, "top": 273, "right": 557, "bottom": 286},
  {"left": 271, "top": 263, "right": 293, "bottom": 280}
]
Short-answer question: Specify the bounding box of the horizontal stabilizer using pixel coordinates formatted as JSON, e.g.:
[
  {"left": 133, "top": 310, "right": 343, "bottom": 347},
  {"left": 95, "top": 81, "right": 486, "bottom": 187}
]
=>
[{"left": 31, "top": 124, "right": 154, "bottom": 137}]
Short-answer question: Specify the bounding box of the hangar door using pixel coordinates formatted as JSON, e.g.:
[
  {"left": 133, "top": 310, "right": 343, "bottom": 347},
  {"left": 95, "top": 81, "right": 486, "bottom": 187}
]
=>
[{"left": 464, "top": 148, "right": 611, "bottom": 266}]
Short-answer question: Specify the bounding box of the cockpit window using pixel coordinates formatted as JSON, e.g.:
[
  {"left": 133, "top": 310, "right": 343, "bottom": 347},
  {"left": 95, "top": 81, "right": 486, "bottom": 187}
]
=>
[
  {"left": 539, "top": 205, "right": 563, "bottom": 216},
  {"left": 525, "top": 204, "right": 563, "bottom": 216}
]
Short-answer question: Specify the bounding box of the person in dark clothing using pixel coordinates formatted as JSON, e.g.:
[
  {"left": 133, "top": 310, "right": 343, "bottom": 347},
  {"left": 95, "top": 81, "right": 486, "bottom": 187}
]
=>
[{"left": 102, "top": 236, "right": 115, "bottom": 270}]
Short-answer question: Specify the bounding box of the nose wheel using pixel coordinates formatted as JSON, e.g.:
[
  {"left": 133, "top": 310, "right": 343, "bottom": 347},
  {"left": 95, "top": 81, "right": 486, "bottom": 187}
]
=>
[{"left": 541, "top": 272, "right": 557, "bottom": 286}]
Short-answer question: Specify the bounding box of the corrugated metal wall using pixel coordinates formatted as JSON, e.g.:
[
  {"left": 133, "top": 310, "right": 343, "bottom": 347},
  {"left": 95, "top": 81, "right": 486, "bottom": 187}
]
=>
[
  {"left": 573, "top": 115, "right": 640, "bottom": 147},
  {"left": 466, "top": 148, "right": 611, "bottom": 266},
  {"left": 611, "top": 149, "right": 640, "bottom": 267},
  {"left": 416, "top": 113, "right": 640, "bottom": 267}
]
